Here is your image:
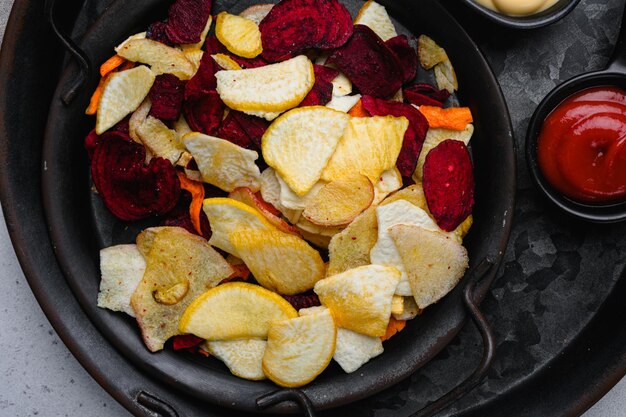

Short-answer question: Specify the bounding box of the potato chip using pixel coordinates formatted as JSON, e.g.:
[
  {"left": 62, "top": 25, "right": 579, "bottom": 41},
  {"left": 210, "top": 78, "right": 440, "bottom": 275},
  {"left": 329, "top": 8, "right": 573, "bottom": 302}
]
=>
[
  {"left": 262, "top": 307, "right": 336, "bottom": 387},
  {"left": 354, "top": 0, "right": 397, "bottom": 41},
  {"left": 326, "top": 94, "right": 361, "bottom": 113},
  {"left": 215, "top": 12, "right": 263, "bottom": 59},
  {"left": 116, "top": 38, "right": 195, "bottom": 80},
  {"left": 96, "top": 66, "right": 155, "bottom": 134},
  {"left": 333, "top": 327, "right": 383, "bottom": 373},
  {"left": 417, "top": 34, "right": 448, "bottom": 70},
  {"left": 205, "top": 339, "right": 267, "bottom": 380},
  {"left": 130, "top": 227, "right": 233, "bottom": 351},
  {"left": 389, "top": 224, "right": 468, "bottom": 309},
  {"left": 136, "top": 116, "right": 186, "bottom": 164},
  {"left": 326, "top": 206, "right": 377, "bottom": 277},
  {"left": 179, "top": 282, "right": 298, "bottom": 340},
  {"left": 215, "top": 55, "right": 315, "bottom": 119},
  {"left": 321, "top": 115, "right": 408, "bottom": 183},
  {"left": 372, "top": 167, "right": 403, "bottom": 205},
  {"left": 263, "top": 106, "right": 350, "bottom": 195},
  {"left": 413, "top": 124, "right": 474, "bottom": 181},
  {"left": 97, "top": 244, "right": 146, "bottom": 317},
  {"left": 183, "top": 132, "right": 261, "bottom": 192},
  {"left": 314, "top": 264, "right": 400, "bottom": 337},
  {"left": 239, "top": 4, "right": 274, "bottom": 24},
  {"left": 202, "top": 197, "right": 276, "bottom": 256},
  {"left": 230, "top": 229, "right": 325, "bottom": 295},
  {"left": 303, "top": 174, "right": 374, "bottom": 227}
]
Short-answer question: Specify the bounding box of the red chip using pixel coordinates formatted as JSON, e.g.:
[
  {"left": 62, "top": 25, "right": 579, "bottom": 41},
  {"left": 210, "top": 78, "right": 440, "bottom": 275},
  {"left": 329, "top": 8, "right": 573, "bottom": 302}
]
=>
[
  {"left": 327, "top": 25, "right": 403, "bottom": 99},
  {"left": 228, "top": 54, "right": 268, "bottom": 69},
  {"left": 165, "top": 0, "right": 212, "bottom": 44},
  {"left": 361, "top": 96, "right": 429, "bottom": 177},
  {"left": 148, "top": 74, "right": 185, "bottom": 121},
  {"left": 204, "top": 35, "right": 227, "bottom": 55},
  {"left": 216, "top": 110, "right": 269, "bottom": 149},
  {"left": 404, "top": 83, "right": 450, "bottom": 107},
  {"left": 91, "top": 132, "right": 180, "bottom": 221},
  {"left": 299, "top": 65, "right": 339, "bottom": 107},
  {"left": 161, "top": 190, "right": 212, "bottom": 239},
  {"left": 259, "top": 0, "right": 353, "bottom": 62},
  {"left": 216, "top": 111, "right": 254, "bottom": 149},
  {"left": 184, "top": 51, "right": 218, "bottom": 101},
  {"left": 183, "top": 90, "right": 225, "bottom": 135},
  {"left": 385, "top": 35, "right": 417, "bottom": 83},
  {"left": 172, "top": 334, "right": 204, "bottom": 350},
  {"left": 146, "top": 21, "right": 173, "bottom": 46},
  {"left": 422, "top": 139, "right": 474, "bottom": 232},
  {"left": 282, "top": 293, "right": 321, "bottom": 310},
  {"left": 84, "top": 129, "right": 102, "bottom": 160}
]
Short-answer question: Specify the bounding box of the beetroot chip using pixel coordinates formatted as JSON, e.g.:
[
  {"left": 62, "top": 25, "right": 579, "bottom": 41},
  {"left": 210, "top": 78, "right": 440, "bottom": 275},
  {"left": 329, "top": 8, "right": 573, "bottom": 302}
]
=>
[
  {"left": 162, "top": 190, "right": 212, "bottom": 239},
  {"left": 146, "top": 21, "right": 173, "bottom": 46},
  {"left": 149, "top": 74, "right": 185, "bottom": 121},
  {"left": 361, "top": 96, "right": 429, "bottom": 177},
  {"left": 282, "top": 293, "right": 321, "bottom": 310},
  {"left": 385, "top": 35, "right": 417, "bottom": 83},
  {"left": 404, "top": 83, "right": 450, "bottom": 107},
  {"left": 423, "top": 139, "right": 474, "bottom": 232},
  {"left": 259, "top": 0, "right": 353, "bottom": 62},
  {"left": 185, "top": 51, "right": 218, "bottom": 101},
  {"left": 204, "top": 35, "right": 227, "bottom": 55},
  {"left": 165, "top": 0, "right": 212, "bottom": 44},
  {"left": 327, "top": 25, "right": 403, "bottom": 99},
  {"left": 183, "top": 91, "right": 225, "bottom": 135},
  {"left": 231, "top": 111, "right": 269, "bottom": 149},
  {"left": 299, "top": 65, "right": 339, "bottom": 107},
  {"left": 216, "top": 110, "right": 269, "bottom": 149},
  {"left": 91, "top": 132, "right": 180, "bottom": 221},
  {"left": 172, "top": 334, "right": 204, "bottom": 350},
  {"left": 228, "top": 54, "right": 268, "bottom": 69},
  {"left": 84, "top": 130, "right": 102, "bottom": 160}
]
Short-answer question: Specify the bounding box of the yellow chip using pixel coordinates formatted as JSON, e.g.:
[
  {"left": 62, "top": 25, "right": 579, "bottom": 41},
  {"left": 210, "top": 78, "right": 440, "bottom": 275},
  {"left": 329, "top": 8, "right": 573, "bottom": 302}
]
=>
[
  {"left": 391, "top": 295, "right": 421, "bottom": 321},
  {"left": 130, "top": 227, "right": 233, "bottom": 352},
  {"left": 435, "top": 58, "right": 459, "bottom": 93},
  {"left": 184, "top": 49, "right": 205, "bottom": 74},
  {"left": 212, "top": 53, "right": 243, "bottom": 70},
  {"left": 333, "top": 327, "right": 383, "bottom": 373},
  {"left": 116, "top": 38, "right": 195, "bottom": 80},
  {"left": 215, "top": 12, "right": 263, "bottom": 59},
  {"left": 372, "top": 167, "right": 403, "bottom": 205},
  {"left": 331, "top": 71, "right": 352, "bottom": 97},
  {"left": 259, "top": 168, "right": 302, "bottom": 223},
  {"left": 413, "top": 125, "right": 474, "bottom": 181},
  {"left": 389, "top": 224, "right": 469, "bottom": 309},
  {"left": 314, "top": 265, "right": 400, "bottom": 337},
  {"left": 354, "top": 0, "right": 398, "bottom": 41},
  {"left": 96, "top": 65, "right": 155, "bottom": 134},
  {"left": 262, "top": 107, "right": 350, "bottom": 195},
  {"left": 417, "top": 35, "right": 448, "bottom": 70},
  {"left": 183, "top": 132, "right": 261, "bottom": 193},
  {"left": 205, "top": 339, "right": 267, "bottom": 380},
  {"left": 321, "top": 116, "right": 408, "bottom": 183},
  {"left": 128, "top": 98, "right": 152, "bottom": 143},
  {"left": 136, "top": 116, "right": 186, "bottom": 164},
  {"left": 239, "top": 4, "right": 274, "bottom": 24},
  {"left": 230, "top": 229, "right": 325, "bottom": 295},
  {"left": 179, "top": 282, "right": 298, "bottom": 340},
  {"left": 303, "top": 174, "right": 374, "bottom": 227},
  {"left": 262, "top": 307, "right": 336, "bottom": 387},
  {"left": 326, "top": 94, "right": 361, "bottom": 113},
  {"left": 215, "top": 55, "right": 315, "bottom": 119},
  {"left": 202, "top": 197, "right": 276, "bottom": 256},
  {"left": 295, "top": 216, "right": 343, "bottom": 237}
]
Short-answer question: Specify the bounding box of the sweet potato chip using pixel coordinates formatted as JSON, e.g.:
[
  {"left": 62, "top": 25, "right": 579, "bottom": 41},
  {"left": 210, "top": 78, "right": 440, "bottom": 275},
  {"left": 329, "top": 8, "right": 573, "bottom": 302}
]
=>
[
  {"left": 259, "top": 0, "right": 353, "bottom": 62},
  {"left": 422, "top": 139, "right": 474, "bottom": 231},
  {"left": 148, "top": 74, "right": 185, "bottom": 121},
  {"left": 385, "top": 35, "right": 417, "bottom": 83},
  {"left": 419, "top": 105, "right": 472, "bottom": 131},
  {"left": 165, "top": 0, "right": 213, "bottom": 44},
  {"left": 327, "top": 25, "right": 403, "bottom": 99}
]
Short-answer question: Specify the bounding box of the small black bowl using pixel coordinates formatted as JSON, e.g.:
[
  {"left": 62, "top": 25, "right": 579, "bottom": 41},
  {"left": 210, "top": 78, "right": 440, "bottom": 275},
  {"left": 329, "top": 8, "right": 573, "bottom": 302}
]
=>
[
  {"left": 526, "top": 6, "right": 626, "bottom": 223},
  {"left": 461, "top": 0, "right": 581, "bottom": 29}
]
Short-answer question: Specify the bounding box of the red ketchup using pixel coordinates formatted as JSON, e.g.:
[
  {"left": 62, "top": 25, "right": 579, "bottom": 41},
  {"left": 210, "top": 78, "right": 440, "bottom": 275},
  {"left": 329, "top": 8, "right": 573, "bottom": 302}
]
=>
[{"left": 537, "top": 86, "right": 626, "bottom": 204}]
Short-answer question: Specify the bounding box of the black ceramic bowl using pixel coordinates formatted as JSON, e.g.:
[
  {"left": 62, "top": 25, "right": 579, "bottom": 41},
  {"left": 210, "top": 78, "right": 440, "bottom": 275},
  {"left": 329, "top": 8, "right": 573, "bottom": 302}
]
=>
[
  {"left": 461, "top": 0, "right": 581, "bottom": 29},
  {"left": 41, "top": 0, "right": 515, "bottom": 413}
]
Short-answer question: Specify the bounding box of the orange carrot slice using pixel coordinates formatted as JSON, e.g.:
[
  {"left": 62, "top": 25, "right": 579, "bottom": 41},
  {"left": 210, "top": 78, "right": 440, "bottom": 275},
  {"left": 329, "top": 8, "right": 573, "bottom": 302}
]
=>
[
  {"left": 85, "top": 75, "right": 108, "bottom": 115},
  {"left": 419, "top": 105, "right": 473, "bottom": 130},
  {"left": 380, "top": 317, "right": 406, "bottom": 341},
  {"left": 347, "top": 99, "right": 369, "bottom": 117},
  {"left": 177, "top": 171, "right": 205, "bottom": 235},
  {"left": 99, "top": 54, "right": 126, "bottom": 77}
]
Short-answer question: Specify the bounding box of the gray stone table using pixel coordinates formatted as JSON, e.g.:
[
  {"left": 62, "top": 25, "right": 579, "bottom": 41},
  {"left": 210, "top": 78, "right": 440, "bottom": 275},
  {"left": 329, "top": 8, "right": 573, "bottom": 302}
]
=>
[{"left": 0, "top": 0, "right": 624, "bottom": 415}]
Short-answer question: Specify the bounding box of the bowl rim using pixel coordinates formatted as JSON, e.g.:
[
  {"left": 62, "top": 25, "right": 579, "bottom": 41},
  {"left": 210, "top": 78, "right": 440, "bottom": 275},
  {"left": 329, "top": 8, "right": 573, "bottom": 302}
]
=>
[{"left": 459, "top": 0, "right": 582, "bottom": 29}]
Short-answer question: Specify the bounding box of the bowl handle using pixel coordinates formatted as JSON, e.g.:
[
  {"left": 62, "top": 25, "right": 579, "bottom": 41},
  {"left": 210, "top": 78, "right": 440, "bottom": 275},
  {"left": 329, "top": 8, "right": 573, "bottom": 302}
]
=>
[
  {"left": 45, "top": 0, "right": 91, "bottom": 106},
  {"left": 607, "top": 3, "right": 626, "bottom": 73},
  {"left": 257, "top": 388, "right": 316, "bottom": 417},
  {"left": 411, "top": 257, "right": 497, "bottom": 417}
]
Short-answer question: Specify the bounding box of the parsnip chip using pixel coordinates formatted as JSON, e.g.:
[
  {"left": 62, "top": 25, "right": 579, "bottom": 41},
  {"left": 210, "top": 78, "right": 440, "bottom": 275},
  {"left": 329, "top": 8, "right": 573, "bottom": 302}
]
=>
[
  {"left": 216, "top": 12, "right": 263, "bottom": 59},
  {"left": 259, "top": 168, "right": 302, "bottom": 223},
  {"left": 389, "top": 224, "right": 468, "bottom": 309},
  {"left": 96, "top": 66, "right": 155, "bottom": 134},
  {"left": 326, "top": 94, "right": 361, "bottom": 113},
  {"left": 276, "top": 173, "right": 326, "bottom": 211},
  {"left": 184, "top": 49, "right": 205, "bottom": 74},
  {"left": 417, "top": 34, "right": 448, "bottom": 70},
  {"left": 116, "top": 38, "right": 195, "bottom": 80},
  {"left": 296, "top": 216, "right": 343, "bottom": 237},
  {"left": 215, "top": 55, "right": 315, "bottom": 119},
  {"left": 230, "top": 229, "right": 325, "bottom": 295},
  {"left": 202, "top": 197, "right": 276, "bottom": 256},
  {"left": 321, "top": 116, "right": 408, "bottom": 183},
  {"left": 333, "top": 328, "right": 383, "bottom": 373},
  {"left": 240, "top": 4, "right": 274, "bottom": 24},
  {"left": 314, "top": 264, "right": 400, "bottom": 337},
  {"left": 136, "top": 116, "right": 186, "bottom": 164},
  {"left": 183, "top": 132, "right": 261, "bottom": 192},
  {"left": 435, "top": 58, "right": 458, "bottom": 93},
  {"left": 327, "top": 206, "right": 377, "bottom": 277},
  {"left": 205, "top": 339, "right": 267, "bottom": 380},
  {"left": 212, "top": 53, "right": 243, "bottom": 70},
  {"left": 114, "top": 32, "right": 147, "bottom": 51},
  {"left": 303, "top": 174, "right": 374, "bottom": 227},
  {"left": 130, "top": 227, "right": 233, "bottom": 352},
  {"left": 331, "top": 71, "right": 352, "bottom": 97},
  {"left": 262, "top": 307, "right": 336, "bottom": 387},
  {"left": 179, "top": 282, "right": 298, "bottom": 340},
  {"left": 372, "top": 167, "right": 403, "bottom": 205},
  {"left": 263, "top": 106, "right": 350, "bottom": 195},
  {"left": 413, "top": 124, "right": 474, "bottom": 181},
  {"left": 129, "top": 98, "right": 152, "bottom": 143},
  {"left": 354, "top": 0, "right": 398, "bottom": 41},
  {"left": 97, "top": 244, "right": 146, "bottom": 317}
]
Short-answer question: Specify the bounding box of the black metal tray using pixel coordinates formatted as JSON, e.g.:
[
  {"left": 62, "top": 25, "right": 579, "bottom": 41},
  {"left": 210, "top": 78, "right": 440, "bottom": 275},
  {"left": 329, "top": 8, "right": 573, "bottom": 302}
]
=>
[{"left": 0, "top": 0, "right": 625, "bottom": 416}]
